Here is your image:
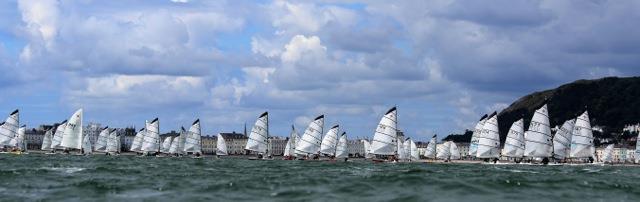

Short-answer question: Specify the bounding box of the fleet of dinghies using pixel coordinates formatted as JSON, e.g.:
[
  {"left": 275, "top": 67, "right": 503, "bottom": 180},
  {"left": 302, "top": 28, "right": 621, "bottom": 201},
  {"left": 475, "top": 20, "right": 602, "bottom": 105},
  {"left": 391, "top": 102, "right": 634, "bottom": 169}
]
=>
[{"left": 1, "top": 105, "right": 639, "bottom": 165}]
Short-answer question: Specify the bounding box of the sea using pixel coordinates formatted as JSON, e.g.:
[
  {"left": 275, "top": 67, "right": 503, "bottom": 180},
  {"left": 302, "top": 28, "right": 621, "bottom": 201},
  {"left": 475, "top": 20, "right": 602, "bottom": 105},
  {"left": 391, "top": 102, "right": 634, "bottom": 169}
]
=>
[{"left": 1, "top": 154, "right": 639, "bottom": 202}]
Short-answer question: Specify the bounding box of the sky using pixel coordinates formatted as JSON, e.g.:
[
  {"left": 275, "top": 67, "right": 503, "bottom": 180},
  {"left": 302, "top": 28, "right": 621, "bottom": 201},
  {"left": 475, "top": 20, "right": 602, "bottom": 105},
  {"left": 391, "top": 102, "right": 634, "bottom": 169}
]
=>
[{"left": 0, "top": 0, "right": 639, "bottom": 139}]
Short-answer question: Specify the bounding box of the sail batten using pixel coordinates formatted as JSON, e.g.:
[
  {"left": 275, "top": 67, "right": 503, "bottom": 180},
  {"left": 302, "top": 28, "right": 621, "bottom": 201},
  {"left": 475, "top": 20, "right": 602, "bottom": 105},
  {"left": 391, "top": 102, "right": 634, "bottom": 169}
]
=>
[
  {"left": 142, "top": 118, "right": 160, "bottom": 152},
  {"left": 184, "top": 119, "right": 202, "bottom": 154},
  {"left": 245, "top": 113, "right": 269, "bottom": 154},
  {"left": 335, "top": 132, "right": 348, "bottom": 158},
  {"left": 217, "top": 133, "right": 228, "bottom": 156}
]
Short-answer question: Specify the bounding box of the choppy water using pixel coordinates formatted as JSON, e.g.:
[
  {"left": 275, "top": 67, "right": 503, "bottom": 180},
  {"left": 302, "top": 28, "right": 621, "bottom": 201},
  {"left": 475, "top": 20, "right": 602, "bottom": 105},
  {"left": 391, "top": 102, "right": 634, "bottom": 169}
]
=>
[{"left": 1, "top": 154, "right": 639, "bottom": 201}]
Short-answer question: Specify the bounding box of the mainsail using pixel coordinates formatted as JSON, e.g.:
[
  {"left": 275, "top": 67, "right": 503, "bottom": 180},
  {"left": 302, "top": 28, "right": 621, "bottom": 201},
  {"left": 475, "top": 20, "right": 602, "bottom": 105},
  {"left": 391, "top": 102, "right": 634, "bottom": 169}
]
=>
[
  {"left": 477, "top": 113, "right": 500, "bottom": 158},
  {"left": 130, "top": 128, "right": 145, "bottom": 152},
  {"left": 401, "top": 138, "right": 411, "bottom": 161},
  {"left": 0, "top": 110, "right": 19, "bottom": 146},
  {"left": 245, "top": 112, "right": 269, "bottom": 154},
  {"left": 362, "top": 139, "right": 373, "bottom": 159},
  {"left": 410, "top": 140, "right": 419, "bottom": 161},
  {"left": 524, "top": 104, "right": 553, "bottom": 158},
  {"left": 168, "top": 136, "right": 179, "bottom": 154},
  {"left": 95, "top": 126, "right": 110, "bottom": 152},
  {"left": 320, "top": 125, "right": 340, "bottom": 156},
  {"left": 51, "top": 120, "right": 67, "bottom": 149},
  {"left": 295, "top": 115, "right": 324, "bottom": 156},
  {"left": 61, "top": 109, "right": 83, "bottom": 149},
  {"left": 469, "top": 114, "right": 488, "bottom": 156},
  {"left": 10, "top": 126, "right": 26, "bottom": 150},
  {"left": 371, "top": 107, "right": 398, "bottom": 156},
  {"left": 450, "top": 142, "right": 460, "bottom": 160},
  {"left": 106, "top": 129, "right": 119, "bottom": 153},
  {"left": 552, "top": 119, "right": 576, "bottom": 159},
  {"left": 161, "top": 136, "right": 173, "bottom": 153},
  {"left": 570, "top": 111, "right": 594, "bottom": 158},
  {"left": 601, "top": 144, "right": 614, "bottom": 163},
  {"left": 397, "top": 138, "right": 406, "bottom": 160},
  {"left": 501, "top": 119, "right": 525, "bottom": 158},
  {"left": 335, "top": 132, "right": 348, "bottom": 159},
  {"left": 82, "top": 134, "right": 93, "bottom": 154},
  {"left": 424, "top": 135, "right": 437, "bottom": 159},
  {"left": 217, "top": 133, "right": 228, "bottom": 156},
  {"left": 41, "top": 128, "right": 53, "bottom": 150},
  {"left": 184, "top": 119, "right": 202, "bottom": 154},
  {"left": 284, "top": 125, "right": 298, "bottom": 157},
  {"left": 142, "top": 118, "right": 160, "bottom": 152},
  {"left": 436, "top": 142, "right": 452, "bottom": 160}
]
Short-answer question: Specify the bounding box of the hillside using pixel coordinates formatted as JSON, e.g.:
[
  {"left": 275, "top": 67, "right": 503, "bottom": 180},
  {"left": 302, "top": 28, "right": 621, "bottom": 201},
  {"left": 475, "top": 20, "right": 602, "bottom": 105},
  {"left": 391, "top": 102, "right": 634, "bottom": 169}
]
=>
[{"left": 445, "top": 77, "right": 640, "bottom": 146}]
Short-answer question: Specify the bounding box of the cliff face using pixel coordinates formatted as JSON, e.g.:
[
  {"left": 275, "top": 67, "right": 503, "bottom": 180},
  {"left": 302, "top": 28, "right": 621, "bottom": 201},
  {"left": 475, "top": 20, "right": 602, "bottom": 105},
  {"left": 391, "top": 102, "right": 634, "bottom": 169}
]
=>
[{"left": 496, "top": 76, "right": 640, "bottom": 143}]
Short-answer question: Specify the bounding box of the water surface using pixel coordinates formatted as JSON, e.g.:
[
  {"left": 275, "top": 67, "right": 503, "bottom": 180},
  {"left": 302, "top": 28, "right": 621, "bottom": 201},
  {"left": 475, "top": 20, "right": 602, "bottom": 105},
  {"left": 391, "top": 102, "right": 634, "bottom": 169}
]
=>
[{"left": 0, "top": 154, "right": 639, "bottom": 201}]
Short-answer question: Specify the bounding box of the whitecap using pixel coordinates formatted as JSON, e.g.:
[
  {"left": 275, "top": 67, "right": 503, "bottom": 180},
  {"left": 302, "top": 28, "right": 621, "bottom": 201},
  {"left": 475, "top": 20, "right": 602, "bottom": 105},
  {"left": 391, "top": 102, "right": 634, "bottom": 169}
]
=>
[{"left": 41, "top": 167, "right": 86, "bottom": 174}]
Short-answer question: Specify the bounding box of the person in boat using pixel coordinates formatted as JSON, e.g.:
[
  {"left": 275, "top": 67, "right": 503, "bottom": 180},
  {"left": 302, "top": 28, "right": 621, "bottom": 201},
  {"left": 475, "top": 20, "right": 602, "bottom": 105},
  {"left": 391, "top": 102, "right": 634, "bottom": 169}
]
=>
[
  {"left": 493, "top": 158, "right": 499, "bottom": 164},
  {"left": 257, "top": 153, "right": 263, "bottom": 159},
  {"left": 541, "top": 157, "right": 550, "bottom": 165},
  {"left": 63, "top": 149, "right": 70, "bottom": 154},
  {"left": 588, "top": 157, "right": 594, "bottom": 164},
  {"left": 313, "top": 154, "right": 319, "bottom": 160}
]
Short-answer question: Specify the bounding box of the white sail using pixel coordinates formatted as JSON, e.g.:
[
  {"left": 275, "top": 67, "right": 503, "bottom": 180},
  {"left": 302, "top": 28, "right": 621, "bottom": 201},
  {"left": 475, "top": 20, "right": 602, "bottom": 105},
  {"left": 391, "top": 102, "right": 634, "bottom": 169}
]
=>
[
  {"left": 82, "top": 134, "right": 93, "bottom": 154},
  {"left": 295, "top": 115, "right": 324, "bottom": 156},
  {"left": 477, "top": 114, "right": 500, "bottom": 158},
  {"left": 10, "top": 126, "right": 26, "bottom": 150},
  {"left": 424, "top": 135, "right": 437, "bottom": 159},
  {"left": 184, "top": 119, "right": 202, "bottom": 154},
  {"left": 362, "top": 139, "right": 373, "bottom": 159},
  {"left": 320, "top": 125, "right": 340, "bottom": 156},
  {"left": 130, "top": 128, "right": 144, "bottom": 152},
  {"left": 41, "top": 128, "right": 53, "bottom": 150},
  {"left": 371, "top": 107, "right": 398, "bottom": 156},
  {"left": 161, "top": 136, "right": 173, "bottom": 153},
  {"left": 61, "top": 109, "right": 83, "bottom": 149},
  {"left": 410, "top": 140, "right": 419, "bottom": 161},
  {"left": 142, "top": 118, "right": 160, "bottom": 152},
  {"left": 168, "top": 136, "right": 179, "bottom": 154},
  {"left": 436, "top": 142, "right": 452, "bottom": 160},
  {"left": 524, "top": 104, "right": 553, "bottom": 158},
  {"left": 51, "top": 121, "right": 67, "bottom": 149},
  {"left": 106, "top": 129, "right": 119, "bottom": 153},
  {"left": 217, "top": 133, "right": 228, "bottom": 156},
  {"left": 94, "top": 127, "right": 110, "bottom": 152},
  {"left": 174, "top": 127, "right": 186, "bottom": 154},
  {"left": 501, "top": 119, "right": 525, "bottom": 158},
  {"left": 601, "top": 144, "right": 614, "bottom": 163},
  {"left": 245, "top": 112, "right": 269, "bottom": 154},
  {"left": 552, "top": 119, "right": 576, "bottom": 159},
  {"left": 450, "top": 142, "right": 460, "bottom": 160},
  {"left": 570, "top": 111, "right": 595, "bottom": 158},
  {"left": 397, "top": 138, "right": 406, "bottom": 160},
  {"left": 335, "top": 132, "right": 348, "bottom": 158},
  {"left": 284, "top": 125, "right": 298, "bottom": 157},
  {"left": 402, "top": 138, "right": 411, "bottom": 161},
  {"left": 0, "top": 110, "right": 19, "bottom": 146},
  {"left": 284, "top": 139, "right": 292, "bottom": 157},
  {"left": 469, "top": 115, "right": 488, "bottom": 156}
]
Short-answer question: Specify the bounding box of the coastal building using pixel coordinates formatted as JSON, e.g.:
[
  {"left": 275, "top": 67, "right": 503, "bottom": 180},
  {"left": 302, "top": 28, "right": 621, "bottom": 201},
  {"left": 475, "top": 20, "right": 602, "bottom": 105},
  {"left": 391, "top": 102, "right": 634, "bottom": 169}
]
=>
[
  {"left": 269, "top": 137, "right": 287, "bottom": 156},
  {"left": 218, "top": 132, "right": 248, "bottom": 155},
  {"left": 595, "top": 146, "right": 636, "bottom": 163},
  {"left": 347, "top": 139, "right": 365, "bottom": 157},
  {"left": 202, "top": 136, "right": 215, "bottom": 154},
  {"left": 24, "top": 125, "right": 55, "bottom": 150}
]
